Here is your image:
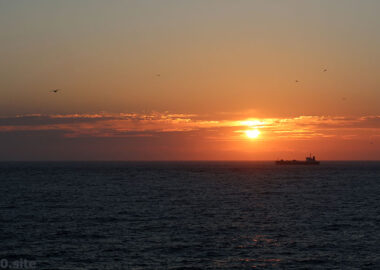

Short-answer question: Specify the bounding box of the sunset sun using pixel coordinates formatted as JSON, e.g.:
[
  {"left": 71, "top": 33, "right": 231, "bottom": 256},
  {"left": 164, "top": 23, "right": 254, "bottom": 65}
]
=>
[{"left": 245, "top": 129, "right": 260, "bottom": 139}]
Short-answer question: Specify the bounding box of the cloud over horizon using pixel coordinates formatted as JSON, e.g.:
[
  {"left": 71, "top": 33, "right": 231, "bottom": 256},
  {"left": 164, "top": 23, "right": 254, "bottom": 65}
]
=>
[
  {"left": 0, "top": 112, "right": 379, "bottom": 161},
  {"left": 1, "top": 112, "right": 380, "bottom": 140}
]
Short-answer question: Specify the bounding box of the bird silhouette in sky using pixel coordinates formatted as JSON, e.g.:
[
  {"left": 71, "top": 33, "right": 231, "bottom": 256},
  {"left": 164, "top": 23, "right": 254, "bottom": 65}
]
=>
[
  {"left": 50, "top": 89, "right": 61, "bottom": 93},
  {"left": 323, "top": 68, "right": 327, "bottom": 72},
  {"left": 156, "top": 74, "right": 161, "bottom": 77},
  {"left": 295, "top": 80, "right": 299, "bottom": 83}
]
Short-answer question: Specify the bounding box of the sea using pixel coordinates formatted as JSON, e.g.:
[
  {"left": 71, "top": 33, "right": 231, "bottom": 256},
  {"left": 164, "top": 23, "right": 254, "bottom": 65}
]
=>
[{"left": 0, "top": 161, "right": 379, "bottom": 269}]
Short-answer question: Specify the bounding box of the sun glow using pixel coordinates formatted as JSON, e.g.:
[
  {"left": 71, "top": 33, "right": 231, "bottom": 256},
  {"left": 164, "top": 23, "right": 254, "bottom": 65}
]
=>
[{"left": 245, "top": 129, "right": 260, "bottom": 139}]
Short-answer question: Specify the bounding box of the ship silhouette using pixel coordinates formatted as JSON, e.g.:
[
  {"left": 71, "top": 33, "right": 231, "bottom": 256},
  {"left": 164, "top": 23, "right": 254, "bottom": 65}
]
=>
[{"left": 276, "top": 154, "right": 320, "bottom": 165}]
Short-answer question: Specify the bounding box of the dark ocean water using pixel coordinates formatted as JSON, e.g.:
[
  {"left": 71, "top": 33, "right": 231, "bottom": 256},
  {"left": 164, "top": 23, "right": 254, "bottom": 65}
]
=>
[{"left": 0, "top": 161, "right": 379, "bottom": 270}]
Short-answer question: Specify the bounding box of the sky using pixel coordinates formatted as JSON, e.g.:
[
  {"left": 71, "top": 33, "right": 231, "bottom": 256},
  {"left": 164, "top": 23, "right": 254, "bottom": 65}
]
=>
[{"left": 1, "top": 0, "right": 380, "bottom": 160}]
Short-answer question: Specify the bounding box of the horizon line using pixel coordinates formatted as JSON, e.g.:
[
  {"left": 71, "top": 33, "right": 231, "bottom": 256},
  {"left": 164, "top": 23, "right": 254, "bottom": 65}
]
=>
[{"left": 1, "top": 160, "right": 380, "bottom": 162}]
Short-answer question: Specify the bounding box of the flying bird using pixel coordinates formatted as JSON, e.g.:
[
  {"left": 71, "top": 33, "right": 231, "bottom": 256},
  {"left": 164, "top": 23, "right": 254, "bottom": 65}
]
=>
[
  {"left": 50, "top": 89, "right": 61, "bottom": 93},
  {"left": 295, "top": 80, "right": 299, "bottom": 83},
  {"left": 156, "top": 74, "right": 161, "bottom": 77},
  {"left": 323, "top": 69, "right": 327, "bottom": 72}
]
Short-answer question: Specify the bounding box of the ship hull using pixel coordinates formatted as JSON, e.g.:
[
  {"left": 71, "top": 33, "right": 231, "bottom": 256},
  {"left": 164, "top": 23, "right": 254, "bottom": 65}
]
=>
[{"left": 275, "top": 161, "right": 320, "bottom": 165}]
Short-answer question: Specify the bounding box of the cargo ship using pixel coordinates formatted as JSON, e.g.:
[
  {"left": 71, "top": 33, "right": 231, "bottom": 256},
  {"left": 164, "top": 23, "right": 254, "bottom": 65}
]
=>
[{"left": 275, "top": 154, "right": 320, "bottom": 165}]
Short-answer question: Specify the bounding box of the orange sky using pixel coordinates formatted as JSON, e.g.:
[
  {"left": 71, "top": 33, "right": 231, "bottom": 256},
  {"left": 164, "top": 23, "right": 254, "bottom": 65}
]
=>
[
  {"left": 1, "top": 112, "right": 379, "bottom": 160},
  {"left": 0, "top": 1, "right": 380, "bottom": 160}
]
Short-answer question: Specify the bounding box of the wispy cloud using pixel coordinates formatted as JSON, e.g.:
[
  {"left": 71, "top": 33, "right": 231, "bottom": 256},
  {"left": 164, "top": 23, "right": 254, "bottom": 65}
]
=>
[{"left": 1, "top": 113, "right": 380, "bottom": 140}]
